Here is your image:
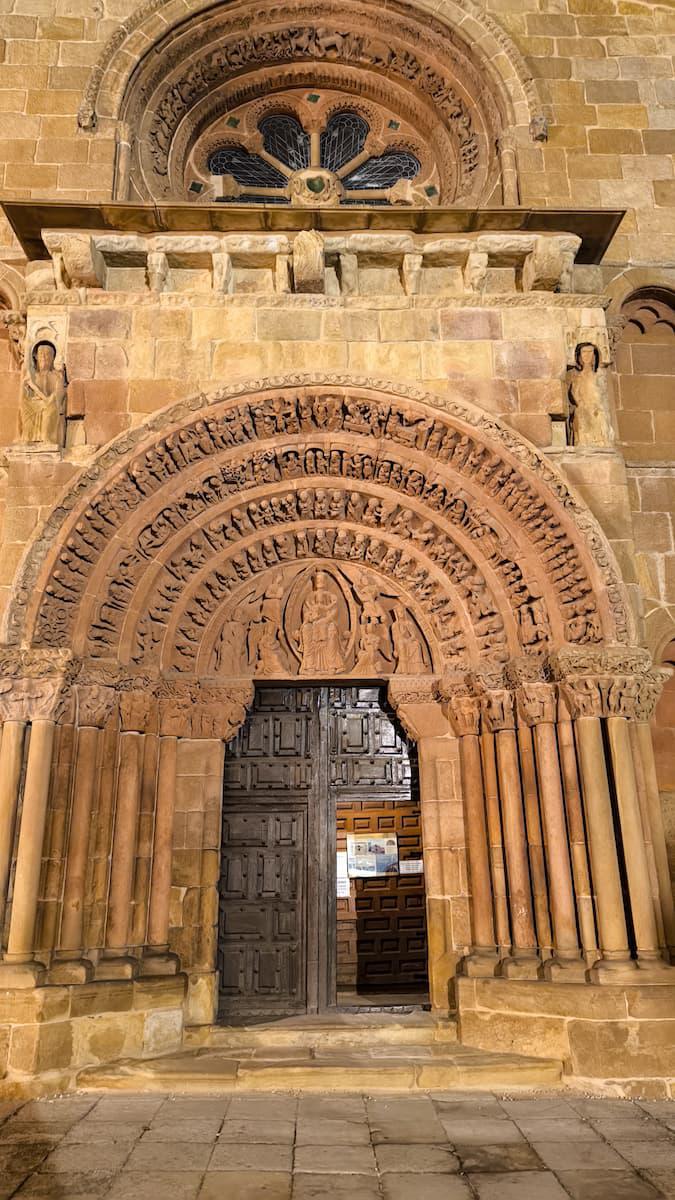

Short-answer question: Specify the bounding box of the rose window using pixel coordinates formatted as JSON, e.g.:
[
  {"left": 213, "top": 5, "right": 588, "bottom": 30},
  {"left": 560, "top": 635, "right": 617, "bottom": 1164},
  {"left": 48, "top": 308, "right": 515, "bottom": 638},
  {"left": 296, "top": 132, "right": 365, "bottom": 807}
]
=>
[{"left": 206, "top": 109, "right": 425, "bottom": 207}]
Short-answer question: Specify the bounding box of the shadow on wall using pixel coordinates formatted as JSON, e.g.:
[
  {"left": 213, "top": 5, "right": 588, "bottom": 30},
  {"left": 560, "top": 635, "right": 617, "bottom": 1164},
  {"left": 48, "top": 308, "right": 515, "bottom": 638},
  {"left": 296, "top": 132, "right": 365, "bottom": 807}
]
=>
[{"left": 653, "top": 639, "right": 675, "bottom": 896}]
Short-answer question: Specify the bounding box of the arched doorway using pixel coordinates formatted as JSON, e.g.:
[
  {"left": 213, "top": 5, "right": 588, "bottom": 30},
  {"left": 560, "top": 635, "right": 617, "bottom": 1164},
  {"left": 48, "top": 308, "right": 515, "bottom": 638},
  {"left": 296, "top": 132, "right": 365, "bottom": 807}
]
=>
[{"left": 1, "top": 376, "right": 671, "bottom": 1040}]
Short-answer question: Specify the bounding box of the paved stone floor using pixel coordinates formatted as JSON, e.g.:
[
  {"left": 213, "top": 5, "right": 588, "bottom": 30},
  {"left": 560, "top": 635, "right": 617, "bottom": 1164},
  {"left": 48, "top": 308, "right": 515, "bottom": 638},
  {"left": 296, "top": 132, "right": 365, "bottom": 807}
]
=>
[{"left": 0, "top": 1090, "right": 673, "bottom": 1199}]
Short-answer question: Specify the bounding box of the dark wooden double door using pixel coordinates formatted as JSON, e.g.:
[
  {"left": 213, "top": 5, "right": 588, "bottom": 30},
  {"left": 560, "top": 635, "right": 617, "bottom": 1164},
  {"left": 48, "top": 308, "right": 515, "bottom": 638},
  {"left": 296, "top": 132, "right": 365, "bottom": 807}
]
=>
[{"left": 217, "top": 685, "right": 427, "bottom": 1021}]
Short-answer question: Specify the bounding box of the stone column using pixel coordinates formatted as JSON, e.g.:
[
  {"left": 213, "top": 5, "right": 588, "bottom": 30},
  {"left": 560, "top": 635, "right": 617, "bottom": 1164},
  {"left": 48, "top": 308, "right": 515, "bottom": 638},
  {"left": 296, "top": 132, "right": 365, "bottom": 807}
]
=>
[
  {"left": 557, "top": 662, "right": 636, "bottom": 981},
  {"left": 143, "top": 733, "right": 180, "bottom": 974},
  {"left": 479, "top": 729, "right": 510, "bottom": 954},
  {"left": 389, "top": 679, "right": 463, "bottom": 1008},
  {"left": 557, "top": 699, "right": 598, "bottom": 962},
  {"left": 516, "top": 720, "right": 553, "bottom": 959},
  {"left": 606, "top": 705, "right": 664, "bottom": 967},
  {"left": 635, "top": 718, "right": 675, "bottom": 957},
  {"left": 445, "top": 690, "right": 498, "bottom": 976},
  {"left": 516, "top": 681, "right": 584, "bottom": 976},
  {"left": 480, "top": 682, "right": 539, "bottom": 977},
  {"left": 0, "top": 717, "right": 27, "bottom": 934},
  {"left": 498, "top": 130, "right": 520, "bottom": 205},
  {"left": 50, "top": 683, "right": 117, "bottom": 984},
  {"left": 0, "top": 669, "right": 69, "bottom": 987},
  {"left": 99, "top": 689, "right": 155, "bottom": 979}
]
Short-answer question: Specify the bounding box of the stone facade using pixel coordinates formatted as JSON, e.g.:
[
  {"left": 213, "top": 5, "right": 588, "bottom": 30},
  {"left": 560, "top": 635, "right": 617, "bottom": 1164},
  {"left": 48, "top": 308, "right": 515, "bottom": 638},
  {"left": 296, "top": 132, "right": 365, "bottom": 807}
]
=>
[{"left": 0, "top": 0, "right": 673, "bottom": 1097}]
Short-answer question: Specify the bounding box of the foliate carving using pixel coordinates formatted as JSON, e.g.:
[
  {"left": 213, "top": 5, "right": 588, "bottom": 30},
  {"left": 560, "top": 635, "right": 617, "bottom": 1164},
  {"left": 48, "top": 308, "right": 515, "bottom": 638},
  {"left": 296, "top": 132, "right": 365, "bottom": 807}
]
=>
[
  {"left": 387, "top": 676, "right": 439, "bottom": 708},
  {"left": 10, "top": 378, "right": 631, "bottom": 661},
  {"left": 634, "top": 669, "right": 670, "bottom": 722},
  {"left": 0, "top": 648, "right": 74, "bottom": 680},
  {"left": 75, "top": 683, "right": 117, "bottom": 728}
]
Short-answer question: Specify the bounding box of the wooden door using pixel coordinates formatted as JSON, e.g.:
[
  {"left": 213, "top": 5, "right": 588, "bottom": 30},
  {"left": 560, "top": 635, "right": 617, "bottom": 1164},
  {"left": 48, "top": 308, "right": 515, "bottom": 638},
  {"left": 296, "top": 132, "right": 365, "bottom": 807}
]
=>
[
  {"left": 218, "top": 684, "right": 426, "bottom": 1020},
  {"left": 217, "top": 686, "right": 320, "bottom": 1020}
]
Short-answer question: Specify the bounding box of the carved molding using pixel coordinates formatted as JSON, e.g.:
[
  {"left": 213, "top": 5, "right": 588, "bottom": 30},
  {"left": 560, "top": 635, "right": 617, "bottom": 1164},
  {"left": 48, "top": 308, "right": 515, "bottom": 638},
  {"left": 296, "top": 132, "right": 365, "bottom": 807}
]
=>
[{"left": 4, "top": 378, "right": 633, "bottom": 667}]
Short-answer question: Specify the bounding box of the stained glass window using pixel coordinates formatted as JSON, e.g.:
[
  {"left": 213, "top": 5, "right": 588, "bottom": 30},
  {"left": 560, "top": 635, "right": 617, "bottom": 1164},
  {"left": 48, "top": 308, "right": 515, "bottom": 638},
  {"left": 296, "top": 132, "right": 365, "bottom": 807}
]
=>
[
  {"left": 259, "top": 114, "right": 310, "bottom": 171},
  {"left": 320, "top": 111, "right": 369, "bottom": 172},
  {"left": 208, "top": 145, "right": 288, "bottom": 187},
  {"left": 343, "top": 150, "right": 420, "bottom": 190}
]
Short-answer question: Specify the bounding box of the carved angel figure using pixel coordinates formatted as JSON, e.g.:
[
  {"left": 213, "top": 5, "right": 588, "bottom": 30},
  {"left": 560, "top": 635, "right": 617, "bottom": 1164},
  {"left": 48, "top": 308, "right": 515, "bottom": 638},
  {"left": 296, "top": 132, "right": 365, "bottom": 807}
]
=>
[
  {"left": 18, "top": 341, "right": 67, "bottom": 446},
  {"left": 298, "top": 571, "right": 346, "bottom": 675},
  {"left": 566, "top": 343, "right": 615, "bottom": 448}
]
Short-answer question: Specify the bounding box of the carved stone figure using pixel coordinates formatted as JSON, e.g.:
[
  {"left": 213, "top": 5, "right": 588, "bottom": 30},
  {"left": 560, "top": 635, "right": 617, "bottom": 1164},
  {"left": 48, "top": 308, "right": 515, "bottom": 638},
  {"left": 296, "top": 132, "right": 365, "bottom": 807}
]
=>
[
  {"left": 566, "top": 343, "right": 615, "bottom": 448},
  {"left": 298, "top": 570, "right": 346, "bottom": 674},
  {"left": 213, "top": 618, "right": 247, "bottom": 674},
  {"left": 392, "top": 609, "right": 428, "bottom": 674},
  {"left": 18, "top": 341, "right": 67, "bottom": 446}
]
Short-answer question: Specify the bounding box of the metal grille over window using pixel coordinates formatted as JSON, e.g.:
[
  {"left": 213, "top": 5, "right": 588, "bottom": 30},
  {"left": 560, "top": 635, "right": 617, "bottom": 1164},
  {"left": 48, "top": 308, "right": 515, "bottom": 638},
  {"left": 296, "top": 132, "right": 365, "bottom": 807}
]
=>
[
  {"left": 343, "top": 151, "right": 421, "bottom": 190},
  {"left": 320, "top": 112, "right": 369, "bottom": 172},
  {"left": 260, "top": 114, "right": 311, "bottom": 171}
]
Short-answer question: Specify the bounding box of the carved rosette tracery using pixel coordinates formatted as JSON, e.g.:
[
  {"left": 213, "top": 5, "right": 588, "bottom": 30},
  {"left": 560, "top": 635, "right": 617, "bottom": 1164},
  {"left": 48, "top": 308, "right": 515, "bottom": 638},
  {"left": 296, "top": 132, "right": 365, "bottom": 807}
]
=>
[{"left": 112, "top": 0, "right": 507, "bottom": 205}]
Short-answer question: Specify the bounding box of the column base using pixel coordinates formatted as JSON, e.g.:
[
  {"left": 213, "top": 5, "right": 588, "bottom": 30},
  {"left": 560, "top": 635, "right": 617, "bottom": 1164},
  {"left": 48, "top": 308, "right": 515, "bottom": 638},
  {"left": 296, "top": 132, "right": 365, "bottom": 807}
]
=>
[
  {"left": 48, "top": 957, "right": 94, "bottom": 985},
  {"left": 0, "top": 960, "right": 46, "bottom": 988},
  {"left": 497, "top": 953, "right": 540, "bottom": 980},
  {"left": 459, "top": 951, "right": 500, "bottom": 978},
  {"left": 95, "top": 955, "right": 139, "bottom": 981},
  {"left": 541, "top": 956, "right": 588, "bottom": 982},
  {"left": 588, "top": 957, "right": 639, "bottom": 985},
  {"left": 637, "top": 956, "right": 675, "bottom": 979},
  {"left": 140, "top": 950, "right": 181, "bottom": 977}
]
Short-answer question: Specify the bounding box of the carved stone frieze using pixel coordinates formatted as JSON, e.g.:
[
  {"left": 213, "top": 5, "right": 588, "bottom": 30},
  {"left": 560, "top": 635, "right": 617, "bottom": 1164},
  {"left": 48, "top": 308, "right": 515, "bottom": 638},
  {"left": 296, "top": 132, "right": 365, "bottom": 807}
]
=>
[
  {"left": 551, "top": 645, "right": 664, "bottom": 722},
  {"left": 7, "top": 379, "right": 632, "bottom": 671},
  {"left": 157, "top": 679, "right": 253, "bottom": 739}
]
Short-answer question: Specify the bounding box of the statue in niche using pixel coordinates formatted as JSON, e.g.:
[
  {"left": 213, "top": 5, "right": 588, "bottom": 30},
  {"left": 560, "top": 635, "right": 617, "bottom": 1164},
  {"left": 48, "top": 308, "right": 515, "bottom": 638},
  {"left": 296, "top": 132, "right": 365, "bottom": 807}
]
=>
[
  {"left": 566, "top": 343, "right": 615, "bottom": 447},
  {"left": 392, "top": 609, "right": 428, "bottom": 674},
  {"left": 213, "top": 618, "right": 247, "bottom": 674},
  {"left": 18, "top": 341, "right": 67, "bottom": 446},
  {"left": 298, "top": 570, "right": 346, "bottom": 675}
]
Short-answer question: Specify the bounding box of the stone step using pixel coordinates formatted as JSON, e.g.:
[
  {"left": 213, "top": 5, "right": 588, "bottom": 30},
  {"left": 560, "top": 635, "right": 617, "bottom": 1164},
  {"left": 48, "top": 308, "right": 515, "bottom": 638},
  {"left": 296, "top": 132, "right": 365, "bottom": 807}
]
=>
[
  {"left": 184, "top": 1013, "right": 458, "bottom": 1051},
  {"left": 77, "top": 1042, "right": 563, "bottom": 1093}
]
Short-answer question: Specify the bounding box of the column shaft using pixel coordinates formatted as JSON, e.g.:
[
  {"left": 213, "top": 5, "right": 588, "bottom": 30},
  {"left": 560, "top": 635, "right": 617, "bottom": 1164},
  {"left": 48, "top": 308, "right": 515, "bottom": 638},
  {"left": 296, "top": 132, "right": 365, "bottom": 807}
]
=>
[
  {"left": 458, "top": 733, "right": 496, "bottom": 956},
  {"left": 147, "top": 736, "right": 177, "bottom": 949},
  {"left": 517, "top": 723, "right": 552, "bottom": 957},
  {"left": 607, "top": 716, "right": 662, "bottom": 961},
  {"left": 495, "top": 729, "right": 538, "bottom": 958},
  {"left": 557, "top": 717, "right": 598, "bottom": 960},
  {"left": 59, "top": 726, "right": 100, "bottom": 954},
  {"left": 629, "top": 721, "right": 665, "bottom": 948},
  {"left": 480, "top": 731, "right": 510, "bottom": 951},
  {"left": 635, "top": 720, "right": 675, "bottom": 954},
  {"left": 575, "top": 716, "right": 633, "bottom": 970},
  {"left": 5, "top": 721, "right": 55, "bottom": 962},
  {"left": 0, "top": 721, "right": 27, "bottom": 933},
  {"left": 533, "top": 722, "right": 581, "bottom": 962},
  {"left": 106, "top": 731, "right": 144, "bottom": 951}
]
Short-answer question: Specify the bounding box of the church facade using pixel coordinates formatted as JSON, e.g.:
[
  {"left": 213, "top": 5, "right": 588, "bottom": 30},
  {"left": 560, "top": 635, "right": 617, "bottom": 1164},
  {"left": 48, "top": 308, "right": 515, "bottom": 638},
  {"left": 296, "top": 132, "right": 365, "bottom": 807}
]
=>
[{"left": 0, "top": 0, "right": 674, "bottom": 1096}]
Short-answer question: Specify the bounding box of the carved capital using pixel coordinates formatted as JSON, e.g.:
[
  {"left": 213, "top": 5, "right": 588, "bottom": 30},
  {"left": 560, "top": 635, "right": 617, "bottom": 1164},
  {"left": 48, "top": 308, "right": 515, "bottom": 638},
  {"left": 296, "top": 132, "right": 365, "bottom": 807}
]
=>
[
  {"left": 387, "top": 676, "right": 447, "bottom": 741},
  {"left": 158, "top": 680, "right": 253, "bottom": 740},
  {"left": 550, "top": 645, "right": 659, "bottom": 721},
  {"left": 550, "top": 645, "right": 652, "bottom": 682},
  {"left": 388, "top": 676, "right": 439, "bottom": 709},
  {"left": 635, "top": 668, "right": 671, "bottom": 721},
  {"left": 446, "top": 692, "right": 481, "bottom": 738},
  {"left": 119, "top": 686, "right": 158, "bottom": 734},
  {"left": 0, "top": 675, "right": 68, "bottom": 722},
  {"left": 75, "top": 683, "right": 117, "bottom": 728},
  {"left": 479, "top": 687, "right": 516, "bottom": 732},
  {"left": 515, "top": 682, "right": 557, "bottom": 726}
]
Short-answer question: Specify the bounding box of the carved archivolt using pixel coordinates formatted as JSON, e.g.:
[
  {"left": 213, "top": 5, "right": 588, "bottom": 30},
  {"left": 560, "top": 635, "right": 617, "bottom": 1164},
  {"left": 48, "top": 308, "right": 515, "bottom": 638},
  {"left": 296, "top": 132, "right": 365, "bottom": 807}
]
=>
[
  {"left": 5, "top": 379, "right": 633, "bottom": 681},
  {"left": 80, "top": 0, "right": 540, "bottom": 205}
]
